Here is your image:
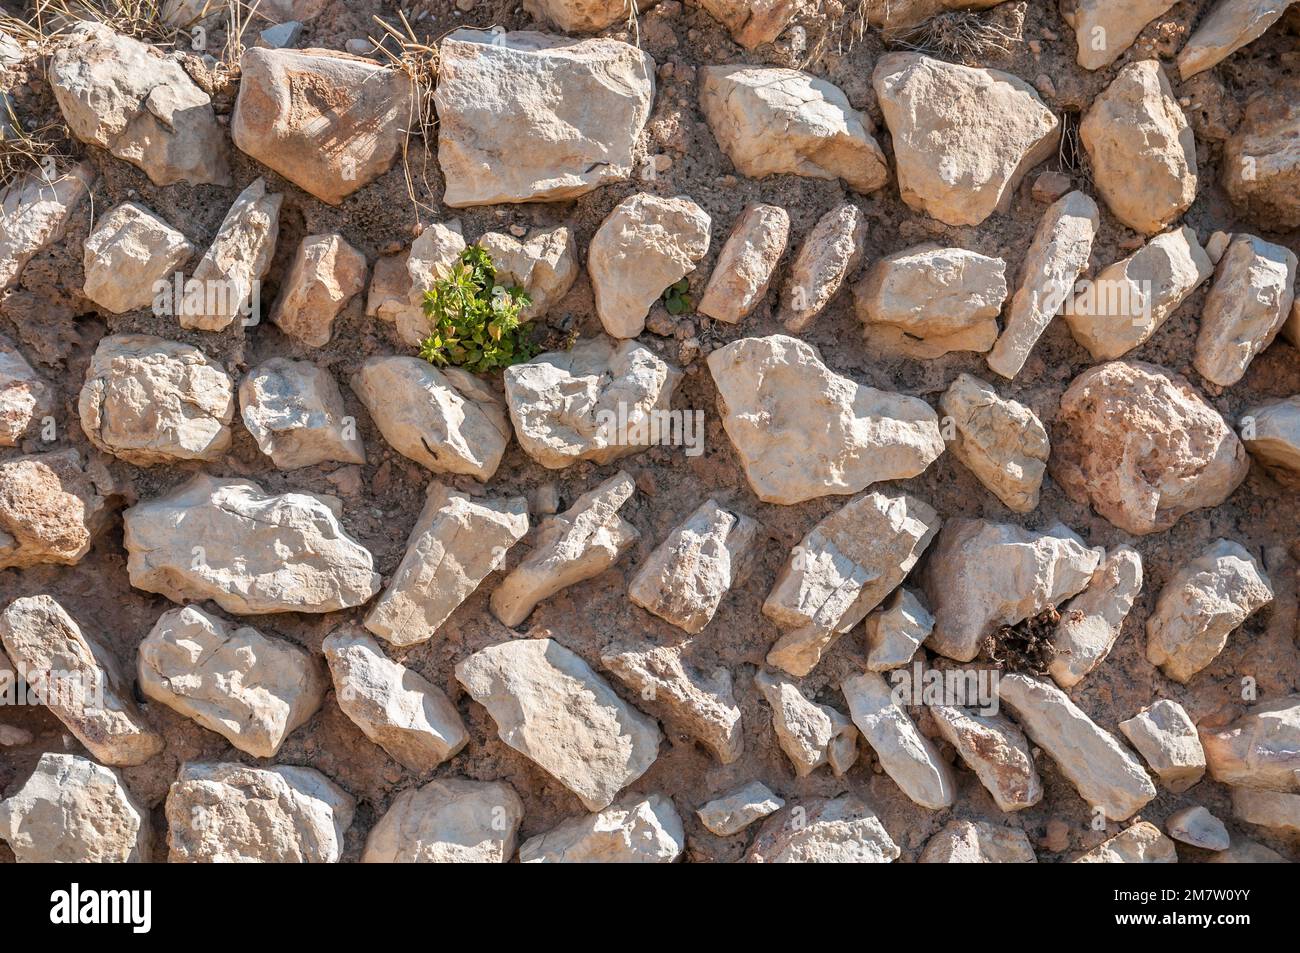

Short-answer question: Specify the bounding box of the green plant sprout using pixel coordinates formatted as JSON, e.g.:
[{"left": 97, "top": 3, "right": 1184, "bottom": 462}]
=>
[
  {"left": 417, "top": 245, "right": 536, "bottom": 374},
  {"left": 662, "top": 277, "right": 692, "bottom": 316}
]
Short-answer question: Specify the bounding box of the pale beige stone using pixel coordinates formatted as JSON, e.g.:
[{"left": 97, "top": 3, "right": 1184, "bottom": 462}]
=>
[
  {"left": 270, "top": 233, "right": 367, "bottom": 347},
  {"left": 0, "top": 450, "right": 113, "bottom": 570},
  {"left": 745, "top": 795, "right": 899, "bottom": 863},
  {"left": 1224, "top": 82, "right": 1300, "bottom": 229},
  {"left": 183, "top": 178, "right": 282, "bottom": 331},
  {"left": 239, "top": 358, "right": 365, "bottom": 470},
  {"left": 1177, "top": 0, "right": 1296, "bottom": 80},
  {"left": 755, "top": 669, "right": 858, "bottom": 778},
  {"left": 1119, "top": 699, "right": 1206, "bottom": 792},
  {"left": 697, "top": 781, "right": 784, "bottom": 836},
  {"left": 698, "top": 204, "right": 790, "bottom": 323},
  {"left": 1075, "top": 822, "right": 1178, "bottom": 863},
  {"left": 940, "top": 373, "right": 1049, "bottom": 512},
  {"left": 698, "top": 0, "right": 801, "bottom": 48},
  {"left": 362, "top": 778, "right": 522, "bottom": 863},
  {"left": 523, "top": 0, "right": 662, "bottom": 32},
  {"left": 1049, "top": 545, "right": 1143, "bottom": 688},
  {"left": 866, "top": 588, "right": 933, "bottom": 672},
  {"left": 0, "top": 335, "right": 52, "bottom": 446},
  {"left": 1065, "top": 0, "right": 1178, "bottom": 70},
  {"left": 477, "top": 226, "right": 577, "bottom": 321},
  {"left": 1232, "top": 787, "right": 1300, "bottom": 833},
  {"left": 920, "top": 820, "right": 1037, "bottom": 863},
  {"left": 931, "top": 705, "right": 1043, "bottom": 812},
  {"left": 1200, "top": 695, "right": 1300, "bottom": 791},
  {"left": 519, "top": 794, "right": 683, "bottom": 863},
  {"left": 1208, "top": 838, "right": 1286, "bottom": 862},
  {"left": 1166, "top": 805, "right": 1230, "bottom": 851},
  {"left": 0, "top": 164, "right": 93, "bottom": 292},
  {"left": 1241, "top": 396, "right": 1300, "bottom": 485},
  {"left": 387, "top": 221, "right": 467, "bottom": 347},
  {"left": 780, "top": 203, "right": 866, "bottom": 332},
  {"left": 82, "top": 202, "right": 195, "bottom": 314}
]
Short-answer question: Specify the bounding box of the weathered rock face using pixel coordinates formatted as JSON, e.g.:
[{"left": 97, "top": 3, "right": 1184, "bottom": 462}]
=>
[
  {"left": 697, "top": 204, "right": 790, "bottom": 323},
  {"left": 477, "top": 226, "right": 577, "bottom": 322},
  {"left": 779, "top": 203, "right": 866, "bottom": 332},
  {"left": 1200, "top": 695, "right": 1300, "bottom": 791},
  {"left": 1145, "top": 539, "right": 1273, "bottom": 683},
  {"left": 997, "top": 674, "right": 1157, "bottom": 820},
  {"left": 184, "top": 178, "right": 282, "bottom": 332},
  {"left": 588, "top": 193, "right": 711, "bottom": 338},
  {"left": 364, "top": 483, "right": 528, "bottom": 646},
  {"left": 233, "top": 48, "right": 411, "bottom": 204},
  {"left": 1224, "top": 82, "right": 1300, "bottom": 229},
  {"left": 699, "top": 65, "right": 888, "bottom": 194},
  {"left": 1075, "top": 821, "right": 1178, "bottom": 863},
  {"left": 755, "top": 669, "right": 858, "bottom": 777},
  {"left": 931, "top": 705, "right": 1043, "bottom": 812},
  {"left": 866, "top": 588, "right": 933, "bottom": 671},
  {"left": 873, "top": 53, "right": 1059, "bottom": 226},
  {"left": 505, "top": 337, "right": 680, "bottom": 469},
  {"left": 842, "top": 671, "right": 955, "bottom": 810},
  {"left": 1241, "top": 396, "right": 1300, "bottom": 485},
  {"left": 1194, "top": 234, "right": 1297, "bottom": 387},
  {"left": 123, "top": 473, "right": 380, "bottom": 614},
  {"left": 165, "top": 762, "right": 354, "bottom": 863},
  {"left": 139, "top": 606, "right": 324, "bottom": 758},
  {"left": 1232, "top": 787, "right": 1300, "bottom": 834},
  {"left": 79, "top": 334, "right": 234, "bottom": 466},
  {"left": 456, "top": 638, "right": 661, "bottom": 811},
  {"left": 764, "top": 490, "right": 939, "bottom": 675},
  {"left": 1049, "top": 546, "right": 1144, "bottom": 688},
  {"left": 987, "top": 191, "right": 1099, "bottom": 379},
  {"left": 0, "top": 164, "right": 93, "bottom": 292},
  {"left": 435, "top": 30, "right": 654, "bottom": 207},
  {"left": 270, "top": 233, "right": 367, "bottom": 346},
  {"left": 697, "top": 0, "right": 801, "bottom": 48},
  {"left": 0, "top": 595, "right": 163, "bottom": 766},
  {"left": 523, "top": 0, "right": 661, "bottom": 32},
  {"left": 323, "top": 627, "right": 468, "bottom": 771},
  {"left": 0, "top": 450, "right": 114, "bottom": 570},
  {"left": 352, "top": 356, "right": 511, "bottom": 481},
  {"left": 519, "top": 794, "right": 684, "bottom": 863},
  {"left": 240, "top": 358, "right": 365, "bottom": 470},
  {"left": 922, "top": 520, "right": 1101, "bottom": 662},
  {"left": 1208, "top": 838, "right": 1288, "bottom": 863},
  {"left": 362, "top": 778, "right": 523, "bottom": 863},
  {"left": 0, "top": 753, "right": 150, "bottom": 863},
  {"left": 1166, "top": 805, "right": 1230, "bottom": 851},
  {"left": 50, "top": 23, "right": 230, "bottom": 186},
  {"left": 1119, "top": 699, "right": 1207, "bottom": 792},
  {"left": 383, "top": 221, "right": 467, "bottom": 347},
  {"left": 82, "top": 202, "right": 195, "bottom": 314},
  {"left": 492, "top": 472, "right": 639, "bottom": 626},
  {"left": 708, "top": 335, "right": 944, "bottom": 505},
  {"left": 744, "top": 795, "right": 899, "bottom": 863},
  {"left": 939, "top": 373, "right": 1049, "bottom": 513},
  {"left": 0, "top": 336, "right": 51, "bottom": 446},
  {"left": 1177, "top": 0, "right": 1296, "bottom": 80},
  {"left": 1065, "top": 0, "right": 1178, "bottom": 70},
  {"left": 602, "top": 638, "right": 743, "bottom": 764},
  {"left": 1064, "top": 226, "right": 1213, "bottom": 360},
  {"left": 856, "top": 245, "right": 1007, "bottom": 358},
  {"left": 696, "top": 781, "right": 784, "bottom": 836},
  {"left": 919, "top": 820, "right": 1037, "bottom": 863},
  {"left": 1051, "top": 361, "right": 1249, "bottom": 535},
  {"left": 1081, "top": 60, "right": 1197, "bottom": 235}
]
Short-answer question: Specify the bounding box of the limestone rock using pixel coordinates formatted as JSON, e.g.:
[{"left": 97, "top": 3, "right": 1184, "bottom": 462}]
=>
[
  {"left": 873, "top": 53, "right": 1059, "bottom": 226},
  {"left": 478, "top": 226, "right": 577, "bottom": 321},
  {"left": 519, "top": 794, "right": 684, "bottom": 863},
  {"left": 362, "top": 778, "right": 523, "bottom": 863},
  {"left": 0, "top": 335, "right": 52, "bottom": 446},
  {"left": 123, "top": 473, "right": 380, "bottom": 614},
  {"left": 779, "top": 203, "right": 866, "bottom": 332},
  {"left": 919, "top": 820, "right": 1037, "bottom": 863},
  {"left": 997, "top": 674, "right": 1157, "bottom": 820},
  {"left": 987, "top": 191, "right": 1099, "bottom": 378},
  {"left": 696, "top": 781, "right": 784, "bottom": 836},
  {"left": 744, "top": 795, "right": 899, "bottom": 863},
  {"left": 82, "top": 202, "right": 194, "bottom": 314},
  {"left": 1224, "top": 82, "right": 1300, "bottom": 229},
  {"left": 184, "top": 178, "right": 282, "bottom": 331},
  {"left": 755, "top": 669, "right": 858, "bottom": 777},
  {"left": 856, "top": 245, "right": 1007, "bottom": 358},
  {"left": 1065, "top": 0, "right": 1178, "bottom": 70},
  {"left": 1049, "top": 545, "right": 1144, "bottom": 688},
  {"left": 588, "top": 193, "right": 711, "bottom": 338},
  {"left": 699, "top": 66, "right": 888, "bottom": 194},
  {"left": 1241, "top": 396, "right": 1300, "bottom": 485},
  {"left": 707, "top": 335, "right": 944, "bottom": 505},
  {"left": 239, "top": 358, "right": 365, "bottom": 470},
  {"left": 1200, "top": 695, "right": 1300, "bottom": 791},
  {"left": 931, "top": 705, "right": 1043, "bottom": 812},
  {"left": 364, "top": 483, "right": 528, "bottom": 646},
  {"left": 270, "top": 233, "right": 367, "bottom": 347},
  {"left": 866, "top": 588, "right": 933, "bottom": 672},
  {"left": 523, "top": 0, "right": 662, "bottom": 32},
  {"left": 382, "top": 221, "right": 467, "bottom": 347},
  {"left": 50, "top": 23, "right": 230, "bottom": 186},
  {"left": 1232, "top": 787, "right": 1300, "bottom": 833},
  {"left": 0, "top": 450, "right": 114, "bottom": 569},
  {"left": 1051, "top": 361, "right": 1248, "bottom": 534},
  {"left": 698, "top": 0, "right": 801, "bottom": 48},
  {"left": 0, "top": 753, "right": 149, "bottom": 863},
  {"left": 1075, "top": 822, "right": 1178, "bottom": 863},
  {"left": 1166, "top": 805, "right": 1230, "bottom": 851},
  {"left": 352, "top": 356, "right": 511, "bottom": 480},
  {"left": 505, "top": 337, "right": 680, "bottom": 469},
  {"left": 491, "top": 472, "right": 639, "bottom": 626},
  {"left": 455, "top": 637, "right": 661, "bottom": 811},
  {"left": 233, "top": 48, "right": 411, "bottom": 204},
  {"left": 435, "top": 30, "right": 654, "bottom": 206},
  {"left": 1119, "top": 700, "right": 1207, "bottom": 792},
  {"left": 166, "top": 762, "right": 354, "bottom": 863},
  {"left": 1177, "top": 0, "right": 1296, "bottom": 80},
  {"left": 366, "top": 252, "right": 411, "bottom": 319},
  {"left": 940, "top": 373, "right": 1049, "bottom": 513},
  {"left": 1194, "top": 233, "right": 1297, "bottom": 387},
  {"left": 765, "top": 491, "right": 939, "bottom": 676},
  {"left": 697, "top": 204, "right": 790, "bottom": 323},
  {"left": 922, "top": 519, "right": 1101, "bottom": 662},
  {"left": 0, "top": 164, "right": 93, "bottom": 292},
  {"left": 323, "top": 627, "right": 468, "bottom": 771},
  {"left": 0, "top": 595, "right": 163, "bottom": 766},
  {"left": 1207, "top": 838, "right": 1286, "bottom": 863}
]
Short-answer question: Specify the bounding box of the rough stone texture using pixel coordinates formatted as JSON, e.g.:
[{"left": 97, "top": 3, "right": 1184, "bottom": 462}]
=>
[
  {"left": 931, "top": 705, "right": 1044, "bottom": 812},
  {"left": 1065, "top": 0, "right": 1178, "bottom": 70},
  {"left": 1074, "top": 822, "right": 1178, "bottom": 863},
  {"left": 1166, "top": 805, "right": 1230, "bottom": 851},
  {"left": 523, "top": 0, "right": 662, "bottom": 32},
  {"left": 519, "top": 794, "right": 684, "bottom": 863},
  {"left": 323, "top": 627, "right": 468, "bottom": 771},
  {"left": 0, "top": 753, "right": 150, "bottom": 863},
  {"left": 856, "top": 245, "right": 1007, "bottom": 358},
  {"left": 165, "top": 762, "right": 354, "bottom": 863},
  {"left": 491, "top": 471, "right": 639, "bottom": 626},
  {"left": 82, "top": 202, "right": 194, "bottom": 314},
  {"left": 697, "top": 0, "right": 800, "bottom": 48},
  {"left": 1119, "top": 699, "right": 1207, "bottom": 793},
  {"left": 1207, "top": 839, "right": 1287, "bottom": 863},
  {"left": 1241, "top": 396, "right": 1300, "bottom": 485},
  {"left": 505, "top": 337, "right": 680, "bottom": 469},
  {"left": 697, "top": 203, "right": 790, "bottom": 323},
  {"left": 0, "top": 450, "right": 113, "bottom": 570},
  {"left": 1223, "top": 82, "right": 1300, "bottom": 229},
  {"left": 780, "top": 203, "right": 866, "bottom": 332},
  {"left": 456, "top": 637, "right": 661, "bottom": 811},
  {"left": 1052, "top": 361, "right": 1249, "bottom": 535},
  {"left": 0, "top": 164, "right": 93, "bottom": 292},
  {"left": 1232, "top": 787, "right": 1300, "bottom": 833},
  {"left": 765, "top": 491, "right": 939, "bottom": 676},
  {"left": 919, "top": 820, "right": 1037, "bottom": 862},
  {"left": 744, "top": 795, "right": 899, "bottom": 863},
  {"left": 939, "top": 373, "right": 1049, "bottom": 513},
  {"left": 1194, "top": 233, "right": 1297, "bottom": 387},
  {"left": 477, "top": 226, "right": 577, "bottom": 322},
  {"left": 139, "top": 605, "right": 325, "bottom": 758},
  {"left": 364, "top": 482, "right": 528, "bottom": 646},
  {"left": 123, "top": 473, "right": 380, "bottom": 614},
  {"left": 588, "top": 192, "right": 711, "bottom": 338},
  {"left": 708, "top": 335, "right": 944, "bottom": 505},
  {"left": 0, "top": 595, "right": 163, "bottom": 766},
  {"left": 1177, "top": 0, "right": 1295, "bottom": 79},
  {"left": 183, "top": 178, "right": 282, "bottom": 332},
  {"left": 872, "top": 52, "right": 1060, "bottom": 226},
  {"left": 362, "top": 778, "right": 523, "bottom": 863},
  {"left": 270, "top": 233, "right": 367, "bottom": 347},
  {"left": 1200, "top": 695, "right": 1300, "bottom": 792},
  {"left": 754, "top": 669, "right": 858, "bottom": 777},
  {"left": 0, "top": 335, "right": 52, "bottom": 446},
  {"left": 233, "top": 48, "right": 412, "bottom": 204},
  {"left": 699, "top": 66, "right": 888, "bottom": 194},
  {"left": 240, "top": 358, "right": 365, "bottom": 470},
  {"left": 922, "top": 519, "right": 1101, "bottom": 662},
  {"left": 435, "top": 30, "right": 654, "bottom": 207},
  {"left": 865, "top": 588, "right": 933, "bottom": 672},
  {"left": 696, "top": 781, "right": 784, "bottom": 836},
  {"left": 1049, "top": 545, "right": 1144, "bottom": 688},
  {"left": 384, "top": 221, "right": 467, "bottom": 347},
  {"left": 1146, "top": 539, "right": 1274, "bottom": 683}
]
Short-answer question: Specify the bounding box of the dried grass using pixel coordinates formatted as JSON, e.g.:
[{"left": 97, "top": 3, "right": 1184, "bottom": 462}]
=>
[{"left": 889, "top": 10, "right": 1019, "bottom": 61}]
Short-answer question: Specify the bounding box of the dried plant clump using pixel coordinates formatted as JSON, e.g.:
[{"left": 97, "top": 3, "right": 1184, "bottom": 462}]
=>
[{"left": 891, "top": 10, "right": 1019, "bottom": 61}]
